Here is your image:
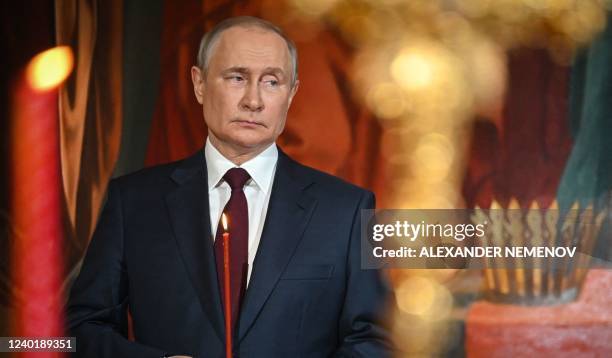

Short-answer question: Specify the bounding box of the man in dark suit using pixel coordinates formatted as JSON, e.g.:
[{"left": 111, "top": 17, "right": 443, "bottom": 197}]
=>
[{"left": 67, "top": 16, "right": 392, "bottom": 357}]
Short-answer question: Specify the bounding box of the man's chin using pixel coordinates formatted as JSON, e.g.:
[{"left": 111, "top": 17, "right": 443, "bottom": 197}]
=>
[{"left": 227, "top": 136, "right": 274, "bottom": 152}]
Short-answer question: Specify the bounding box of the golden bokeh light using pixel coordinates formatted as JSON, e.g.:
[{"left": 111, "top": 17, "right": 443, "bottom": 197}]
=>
[
  {"left": 464, "top": 40, "right": 506, "bottom": 110},
  {"left": 396, "top": 276, "right": 454, "bottom": 320},
  {"left": 396, "top": 276, "right": 435, "bottom": 316},
  {"left": 390, "top": 48, "right": 435, "bottom": 90},
  {"left": 411, "top": 133, "right": 455, "bottom": 179},
  {"left": 287, "top": 0, "right": 342, "bottom": 18},
  {"left": 456, "top": 0, "right": 492, "bottom": 17},
  {"left": 365, "top": 82, "right": 407, "bottom": 120},
  {"left": 400, "top": 183, "right": 460, "bottom": 209},
  {"left": 26, "top": 46, "right": 74, "bottom": 91}
]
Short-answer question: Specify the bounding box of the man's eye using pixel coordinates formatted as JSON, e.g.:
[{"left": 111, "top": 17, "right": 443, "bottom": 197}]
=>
[
  {"left": 263, "top": 79, "right": 279, "bottom": 87},
  {"left": 227, "top": 75, "right": 244, "bottom": 82}
]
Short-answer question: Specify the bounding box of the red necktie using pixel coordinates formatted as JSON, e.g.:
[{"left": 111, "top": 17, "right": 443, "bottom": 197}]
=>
[{"left": 214, "top": 167, "right": 250, "bottom": 337}]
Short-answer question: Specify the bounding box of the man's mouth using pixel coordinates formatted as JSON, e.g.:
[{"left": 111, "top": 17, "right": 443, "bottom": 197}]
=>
[{"left": 233, "top": 119, "right": 265, "bottom": 127}]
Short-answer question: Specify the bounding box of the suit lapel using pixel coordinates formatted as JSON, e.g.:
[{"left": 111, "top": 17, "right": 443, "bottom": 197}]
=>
[
  {"left": 238, "top": 149, "right": 317, "bottom": 341},
  {"left": 165, "top": 150, "right": 224, "bottom": 343}
]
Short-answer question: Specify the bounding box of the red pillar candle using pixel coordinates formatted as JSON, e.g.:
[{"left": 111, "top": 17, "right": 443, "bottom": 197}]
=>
[{"left": 9, "top": 46, "right": 73, "bottom": 357}]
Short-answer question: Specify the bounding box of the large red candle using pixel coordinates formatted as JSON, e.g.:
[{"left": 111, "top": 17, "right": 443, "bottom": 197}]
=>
[{"left": 10, "top": 46, "right": 73, "bottom": 357}]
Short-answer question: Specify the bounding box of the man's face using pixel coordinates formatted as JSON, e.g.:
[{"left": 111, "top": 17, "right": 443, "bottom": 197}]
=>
[{"left": 191, "top": 26, "right": 298, "bottom": 153}]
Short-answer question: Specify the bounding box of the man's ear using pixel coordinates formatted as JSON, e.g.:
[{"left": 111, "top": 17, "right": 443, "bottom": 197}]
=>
[
  {"left": 288, "top": 80, "right": 299, "bottom": 107},
  {"left": 191, "top": 66, "right": 205, "bottom": 104}
]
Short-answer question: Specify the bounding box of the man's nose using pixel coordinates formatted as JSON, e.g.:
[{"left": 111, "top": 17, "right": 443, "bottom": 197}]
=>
[{"left": 240, "top": 81, "right": 264, "bottom": 112}]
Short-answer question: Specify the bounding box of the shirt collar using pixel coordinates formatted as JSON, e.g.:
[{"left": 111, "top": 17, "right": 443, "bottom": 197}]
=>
[{"left": 204, "top": 137, "right": 278, "bottom": 194}]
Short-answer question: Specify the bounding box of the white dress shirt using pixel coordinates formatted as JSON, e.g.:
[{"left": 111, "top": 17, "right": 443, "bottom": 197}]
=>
[{"left": 205, "top": 138, "right": 278, "bottom": 285}]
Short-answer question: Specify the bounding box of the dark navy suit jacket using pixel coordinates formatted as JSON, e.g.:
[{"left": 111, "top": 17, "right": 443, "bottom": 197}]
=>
[{"left": 67, "top": 147, "right": 392, "bottom": 357}]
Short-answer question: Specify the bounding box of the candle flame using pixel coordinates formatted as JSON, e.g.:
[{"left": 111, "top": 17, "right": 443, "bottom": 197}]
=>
[
  {"left": 221, "top": 213, "right": 228, "bottom": 232},
  {"left": 26, "top": 46, "right": 74, "bottom": 91}
]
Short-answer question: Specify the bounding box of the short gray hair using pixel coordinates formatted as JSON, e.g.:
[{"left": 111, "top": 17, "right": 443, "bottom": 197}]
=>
[{"left": 196, "top": 16, "right": 298, "bottom": 86}]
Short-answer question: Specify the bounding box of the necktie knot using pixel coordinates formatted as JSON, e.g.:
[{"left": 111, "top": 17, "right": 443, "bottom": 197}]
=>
[{"left": 224, "top": 167, "right": 250, "bottom": 190}]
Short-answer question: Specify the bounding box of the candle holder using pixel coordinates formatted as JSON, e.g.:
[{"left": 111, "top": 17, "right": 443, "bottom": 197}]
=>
[{"left": 471, "top": 199, "right": 608, "bottom": 305}]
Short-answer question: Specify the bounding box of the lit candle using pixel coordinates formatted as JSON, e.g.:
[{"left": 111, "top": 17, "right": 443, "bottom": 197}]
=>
[
  {"left": 221, "top": 213, "right": 232, "bottom": 358},
  {"left": 10, "top": 46, "right": 73, "bottom": 343}
]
